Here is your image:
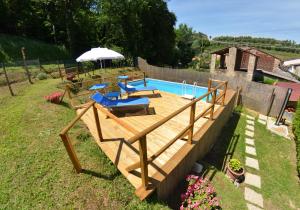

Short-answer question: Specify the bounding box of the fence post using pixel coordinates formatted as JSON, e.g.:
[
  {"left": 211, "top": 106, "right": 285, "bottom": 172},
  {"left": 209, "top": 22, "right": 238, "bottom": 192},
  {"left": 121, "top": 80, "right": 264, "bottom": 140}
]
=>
[
  {"left": 93, "top": 103, "right": 103, "bottom": 142},
  {"left": 207, "top": 79, "right": 212, "bottom": 102},
  {"left": 139, "top": 135, "right": 148, "bottom": 189},
  {"left": 143, "top": 72, "right": 147, "bottom": 87},
  {"left": 60, "top": 133, "right": 82, "bottom": 173},
  {"left": 188, "top": 102, "right": 196, "bottom": 144},
  {"left": 66, "top": 85, "right": 72, "bottom": 99},
  {"left": 57, "top": 61, "right": 63, "bottom": 81},
  {"left": 2, "top": 63, "right": 14, "bottom": 96},
  {"left": 210, "top": 88, "right": 217, "bottom": 120},
  {"left": 222, "top": 81, "right": 228, "bottom": 106},
  {"left": 21, "top": 47, "right": 33, "bottom": 84}
]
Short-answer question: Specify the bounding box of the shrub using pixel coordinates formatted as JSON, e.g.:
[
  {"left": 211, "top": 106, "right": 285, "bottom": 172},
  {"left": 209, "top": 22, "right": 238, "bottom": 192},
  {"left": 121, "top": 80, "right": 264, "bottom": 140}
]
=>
[
  {"left": 292, "top": 101, "right": 300, "bottom": 177},
  {"left": 180, "top": 175, "right": 221, "bottom": 210},
  {"left": 229, "top": 159, "right": 243, "bottom": 172},
  {"left": 37, "top": 72, "right": 48, "bottom": 80}
]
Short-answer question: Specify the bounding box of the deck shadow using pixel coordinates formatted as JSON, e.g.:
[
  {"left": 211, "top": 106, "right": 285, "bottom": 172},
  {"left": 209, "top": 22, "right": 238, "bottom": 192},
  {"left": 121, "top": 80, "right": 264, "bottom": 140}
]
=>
[
  {"left": 203, "top": 111, "right": 241, "bottom": 171},
  {"left": 81, "top": 169, "right": 120, "bottom": 180}
]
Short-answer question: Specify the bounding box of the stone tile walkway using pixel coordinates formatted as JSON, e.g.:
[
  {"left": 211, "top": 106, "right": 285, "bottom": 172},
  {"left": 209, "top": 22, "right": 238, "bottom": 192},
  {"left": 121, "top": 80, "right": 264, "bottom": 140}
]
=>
[{"left": 244, "top": 115, "right": 264, "bottom": 210}]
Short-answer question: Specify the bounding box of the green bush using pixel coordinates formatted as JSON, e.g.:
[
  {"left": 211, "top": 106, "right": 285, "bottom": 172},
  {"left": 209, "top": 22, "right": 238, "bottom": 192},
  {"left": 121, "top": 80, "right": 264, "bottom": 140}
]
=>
[
  {"left": 37, "top": 72, "right": 48, "bottom": 80},
  {"left": 292, "top": 101, "right": 300, "bottom": 176}
]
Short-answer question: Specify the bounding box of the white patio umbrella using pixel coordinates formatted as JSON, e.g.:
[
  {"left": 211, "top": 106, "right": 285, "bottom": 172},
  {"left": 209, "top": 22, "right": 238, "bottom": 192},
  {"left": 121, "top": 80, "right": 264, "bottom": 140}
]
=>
[{"left": 76, "top": 47, "right": 124, "bottom": 62}]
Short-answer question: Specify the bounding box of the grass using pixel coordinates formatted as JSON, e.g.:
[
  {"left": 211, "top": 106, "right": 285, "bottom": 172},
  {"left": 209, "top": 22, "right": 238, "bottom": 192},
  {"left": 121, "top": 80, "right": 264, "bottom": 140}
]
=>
[
  {"left": 1, "top": 77, "right": 300, "bottom": 209},
  {"left": 0, "top": 33, "right": 70, "bottom": 63},
  {"left": 204, "top": 108, "right": 300, "bottom": 209}
]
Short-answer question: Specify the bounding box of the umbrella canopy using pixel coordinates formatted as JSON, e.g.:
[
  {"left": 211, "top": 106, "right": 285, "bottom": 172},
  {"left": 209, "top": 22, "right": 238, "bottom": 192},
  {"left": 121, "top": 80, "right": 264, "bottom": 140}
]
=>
[{"left": 76, "top": 47, "right": 124, "bottom": 62}]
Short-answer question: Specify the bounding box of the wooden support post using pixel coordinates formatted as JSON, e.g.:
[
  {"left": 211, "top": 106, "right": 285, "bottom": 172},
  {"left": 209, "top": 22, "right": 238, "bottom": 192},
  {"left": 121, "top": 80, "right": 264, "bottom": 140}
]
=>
[
  {"left": 77, "top": 63, "right": 80, "bottom": 78},
  {"left": 207, "top": 79, "right": 212, "bottom": 102},
  {"left": 143, "top": 72, "right": 147, "bottom": 87},
  {"left": 2, "top": 63, "right": 14, "bottom": 96},
  {"left": 57, "top": 61, "right": 63, "bottom": 81},
  {"left": 21, "top": 47, "right": 33, "bottom": 84},
  {"left": 139, "top": 136, "right": 148, "bottom": 189},
  {"left": 222, "top": 81, "right": 228, "bottom": 106},
  {"left": 66, "top": 85, "right": 72, "bottom": 99},
  {"left": 60, "top": 133, "right": 82, "bottom": 173},
  {"left": 188, "top": 102, "right": 196, "bottom": 144},
  {"left": 210, "top": 89, "right": 217, "bottom": 120},
  {"left": 93, "top": 104, "right": 103, "bottom": 142}
]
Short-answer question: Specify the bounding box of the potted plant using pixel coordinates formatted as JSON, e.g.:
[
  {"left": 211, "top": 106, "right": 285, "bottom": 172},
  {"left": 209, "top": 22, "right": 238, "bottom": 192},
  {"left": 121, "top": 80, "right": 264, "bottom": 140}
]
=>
[{"left": 226, "top": 159, "right": 245, "bottom": 182}]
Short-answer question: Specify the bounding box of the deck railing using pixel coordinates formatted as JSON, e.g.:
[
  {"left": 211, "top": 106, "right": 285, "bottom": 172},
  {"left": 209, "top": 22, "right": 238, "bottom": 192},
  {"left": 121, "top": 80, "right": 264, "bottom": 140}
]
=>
[{"left": 59, "top": 78, "right": 228, "bottom": 191}]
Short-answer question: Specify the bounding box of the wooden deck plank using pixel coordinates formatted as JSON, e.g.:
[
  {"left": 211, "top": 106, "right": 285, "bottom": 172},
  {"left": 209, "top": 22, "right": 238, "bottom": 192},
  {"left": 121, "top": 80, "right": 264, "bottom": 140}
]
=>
[{"left": 78, "top": 91, "right": 220, "bottom": 190}]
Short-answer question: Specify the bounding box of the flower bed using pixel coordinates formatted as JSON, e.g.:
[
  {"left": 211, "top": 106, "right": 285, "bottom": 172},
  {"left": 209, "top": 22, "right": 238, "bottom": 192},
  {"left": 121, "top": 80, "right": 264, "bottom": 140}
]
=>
[{"left": 180, "top": 175, "right": 221, "bottom": 210}]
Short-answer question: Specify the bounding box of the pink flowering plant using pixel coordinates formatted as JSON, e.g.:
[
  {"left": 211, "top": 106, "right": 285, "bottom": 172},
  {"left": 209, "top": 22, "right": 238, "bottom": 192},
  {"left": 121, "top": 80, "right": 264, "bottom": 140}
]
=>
[{"left": 180, "top": 175, "right": 221, "bottom": 210}]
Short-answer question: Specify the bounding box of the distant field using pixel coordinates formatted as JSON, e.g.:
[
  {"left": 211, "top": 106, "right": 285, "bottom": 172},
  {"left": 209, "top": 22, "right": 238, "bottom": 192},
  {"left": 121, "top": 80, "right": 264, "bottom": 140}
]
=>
[{"left": 0, "top": 34, "right": 70, "bottom": 63}]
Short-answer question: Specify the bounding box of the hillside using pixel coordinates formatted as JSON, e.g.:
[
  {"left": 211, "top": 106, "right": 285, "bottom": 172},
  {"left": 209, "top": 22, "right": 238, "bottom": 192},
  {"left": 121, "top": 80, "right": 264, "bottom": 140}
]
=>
[{"left": 0, "top": 34, "right": 70, "bottom": 63}]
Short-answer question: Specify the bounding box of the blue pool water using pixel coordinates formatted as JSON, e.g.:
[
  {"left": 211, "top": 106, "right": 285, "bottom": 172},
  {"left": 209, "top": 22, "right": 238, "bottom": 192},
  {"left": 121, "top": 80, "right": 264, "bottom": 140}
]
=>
[{"left": 128, "top": 78, "right": 210, "bottom": 99}]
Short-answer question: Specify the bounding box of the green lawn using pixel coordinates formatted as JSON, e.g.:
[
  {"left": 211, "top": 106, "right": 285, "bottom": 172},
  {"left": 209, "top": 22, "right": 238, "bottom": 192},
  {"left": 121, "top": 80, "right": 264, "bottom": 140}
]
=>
[
  {"left": 204, "top": 108, "right": 300, "bottom": 210},
  {"left": 0, "top": 78, "right": 299, "bottom": 209}
]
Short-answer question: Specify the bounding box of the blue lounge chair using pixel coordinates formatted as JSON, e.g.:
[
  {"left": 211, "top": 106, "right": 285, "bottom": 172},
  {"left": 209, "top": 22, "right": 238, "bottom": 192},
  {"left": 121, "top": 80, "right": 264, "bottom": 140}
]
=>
[
  {"left": 91, "top": 92, "right": 149, "bottom": 113},
  {"left": 117, "top": 82, "right": 157, "bottom": 95}
]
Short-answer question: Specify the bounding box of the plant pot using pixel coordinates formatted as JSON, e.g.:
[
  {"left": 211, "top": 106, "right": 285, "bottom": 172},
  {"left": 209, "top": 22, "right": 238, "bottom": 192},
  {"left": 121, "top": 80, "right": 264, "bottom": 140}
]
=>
[{"left": 226, "top": 163, "right": 245, "bottom": 182}]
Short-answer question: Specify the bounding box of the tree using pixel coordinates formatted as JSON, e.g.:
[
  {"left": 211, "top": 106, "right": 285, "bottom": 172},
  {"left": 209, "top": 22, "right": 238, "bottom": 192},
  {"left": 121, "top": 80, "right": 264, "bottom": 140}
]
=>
[{"left": 175, "top": 24, "right": 195, "bottom": 67}]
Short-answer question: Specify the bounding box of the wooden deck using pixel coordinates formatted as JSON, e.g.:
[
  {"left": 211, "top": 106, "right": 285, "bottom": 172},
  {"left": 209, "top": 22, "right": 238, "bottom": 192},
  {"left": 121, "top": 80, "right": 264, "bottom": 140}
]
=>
[{"left": 77, "top": 91, "right": 221, "bottom": 194}]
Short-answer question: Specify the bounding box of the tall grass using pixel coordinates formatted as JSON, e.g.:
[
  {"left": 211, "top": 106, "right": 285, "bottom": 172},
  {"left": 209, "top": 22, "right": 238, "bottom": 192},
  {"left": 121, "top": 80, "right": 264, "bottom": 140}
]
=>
[
  {"left": 292, "top": 101, "right": 300, "bottom": 177},
  {"left": 0, "top": 33, "right": 70, "bottom": 63}
]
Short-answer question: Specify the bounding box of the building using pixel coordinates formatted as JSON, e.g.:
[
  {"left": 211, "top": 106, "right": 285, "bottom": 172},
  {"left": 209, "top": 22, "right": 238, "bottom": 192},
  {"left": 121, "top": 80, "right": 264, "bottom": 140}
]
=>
[
  {"left": 283, "top": 59, "right": 300, "bottom": 77},
  {"left": 210, "top": 46, "right": 298, "bottom": 82}
]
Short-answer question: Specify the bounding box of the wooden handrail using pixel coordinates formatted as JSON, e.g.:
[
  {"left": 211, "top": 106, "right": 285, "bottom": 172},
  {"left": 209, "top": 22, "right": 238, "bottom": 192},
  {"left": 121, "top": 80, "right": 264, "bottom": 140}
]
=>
[
  {"left": 60, "top": 101, "right": 95, "bottom": 135},
  {"left": 127, "top": 90, "right": 212, "bottom": 144}
]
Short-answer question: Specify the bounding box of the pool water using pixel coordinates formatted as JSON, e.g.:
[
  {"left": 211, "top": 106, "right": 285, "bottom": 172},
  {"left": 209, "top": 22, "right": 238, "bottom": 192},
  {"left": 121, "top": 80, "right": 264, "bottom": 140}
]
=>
[{"left": 128, "top": 78, "right": 210, "bottom": 99}]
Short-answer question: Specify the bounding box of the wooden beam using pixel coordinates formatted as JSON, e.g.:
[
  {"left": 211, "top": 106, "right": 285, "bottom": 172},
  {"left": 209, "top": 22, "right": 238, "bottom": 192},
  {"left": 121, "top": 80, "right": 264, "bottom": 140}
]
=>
[
  {"left": 60, "top": 101, "right": 94, "bottom": 135},
  {"left": 210, "top": 89, "right": 217, "bottom": 120},
  {"left": 222, "top": 81, "right": 228, "bottom": 106},
  {"left": 93, "top": 103, "right": 103, "bottom": 142},
  {"left": 126, "top": 123, "right": 193, "bottom": 172},
  {"left": 2, "top": 63, "right": 14, "bottom": 96},
  {"left": 95, "top": 103, "right": 139, "bottom": 135},
  {"left": 188, "top": 103, "right": 196, "bottom": 144},
  {"left": 60, "top": 133, "right": 82, "bottom": 173},
  {"left": 139, "top": 136, "right": 148, "bottom": 189},
  {"left": 206, "top": 79, "right": 212, "bottom": 103}
]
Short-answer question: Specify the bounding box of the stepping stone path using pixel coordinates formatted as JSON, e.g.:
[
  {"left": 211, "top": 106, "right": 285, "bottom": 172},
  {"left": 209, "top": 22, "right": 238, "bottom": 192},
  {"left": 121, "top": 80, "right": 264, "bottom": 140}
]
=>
[
  {"left": 258, "top": 114, "right": 267, "bottom": 125},
  {"left": 244, "top": 115, "right": 264, "bottom": 209},
  {"left": 246, "top": 146, "right": 257, "bottom": 156}
]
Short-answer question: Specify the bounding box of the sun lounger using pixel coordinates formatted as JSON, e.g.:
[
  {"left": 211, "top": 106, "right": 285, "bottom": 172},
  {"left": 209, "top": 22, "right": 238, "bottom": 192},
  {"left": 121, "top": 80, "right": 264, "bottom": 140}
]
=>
[
  {"left": 117, "top": 82, "right": 157, "bottom": 94},
  {"left": 91, "top": 92, "right": 149, "bottom": 113}
]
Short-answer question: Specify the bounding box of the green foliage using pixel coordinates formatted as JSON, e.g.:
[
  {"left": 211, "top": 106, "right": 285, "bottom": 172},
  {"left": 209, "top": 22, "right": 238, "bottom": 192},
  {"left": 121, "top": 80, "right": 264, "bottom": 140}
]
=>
[
  {"left": 37, "top": 72, "right": 48, "bottom": 80},
  {"left": 263, "top": 76, "right": 278, "bottom": 85},
  {"left": 174, "top": 24, "right": 195, "bottom": 67},
  {"left": 292, "top": 101, "right": 300, "bottom": 176},
  {"left": 229, "top": 159, "right": 243, "bottom": 172},
  {"left": 0, "top": 34, "right": 70, "bottom": 63}
]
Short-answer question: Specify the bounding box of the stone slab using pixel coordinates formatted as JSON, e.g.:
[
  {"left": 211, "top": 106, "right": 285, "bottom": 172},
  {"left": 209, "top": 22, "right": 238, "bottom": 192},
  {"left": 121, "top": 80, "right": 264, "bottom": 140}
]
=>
[
  {"left": 258, "top": 119, "right": 266, "bottom": 125},
  {"left": 247, "top": 203, "right": 263, "bottom": 210},
  {"left": 245, "top": 187, "right": 264, "bottom": 208},
  {"left": 246, "top": 138, "right": 255, "bottom": 146},
  {"left": 247, "top": 120, "right": 255, "bottom": 125},
  {"left": 246, "top": 156, "right": 259, "bottom": 170},
  {"left": 246, "top": 146, "right": 257, "bottom": 156},
  {"left": 258, "top": 114, "right": 268, "bottom": 121},
  {"left": 246, "top": 130, "right": 254, "bottom": 138},
  {"left": 245, "top": 172, "right": 261, "bottom": 188},
  {"left": 246, "top": 125, "right": 255, "bottom": 131},
  {"left": 247, "top": 115, "right": 255, "bottom": 120}
]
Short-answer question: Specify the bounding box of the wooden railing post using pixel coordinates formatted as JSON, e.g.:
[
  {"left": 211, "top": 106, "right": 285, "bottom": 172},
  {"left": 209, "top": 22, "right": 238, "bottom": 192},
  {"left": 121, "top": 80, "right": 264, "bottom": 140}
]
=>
[
  {"left": 222, "top": 81, "right": 228, "bottom": 106},
  {"left": 60, "top": 133, "right": 82, "bottom": 173},
  {"left": 207, "top": 79, "right": 212, "bottom": 102},
  {"left": 66, "top": 85, "right": 72, "bottom": 99},
  {"left": 138, "top": 135, "right": 148, "bottom": 189},
  {"left": 210, "top": 89, "right": 217, "bottom": 120},
  {"left": 188, "top": 102, "right": 196, "bottom": 144},
  {"left": 93, "top": 103, "right": 103, "bottom": 142},
  {"left": 143, "top": 72, "right": 147, "bottom": 87}
]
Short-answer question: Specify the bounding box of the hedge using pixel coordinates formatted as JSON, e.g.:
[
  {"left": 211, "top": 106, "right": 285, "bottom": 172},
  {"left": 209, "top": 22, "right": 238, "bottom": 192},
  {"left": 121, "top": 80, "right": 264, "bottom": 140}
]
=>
[{"left": 292, "top": 100, "right": 300, "bottom": 177}]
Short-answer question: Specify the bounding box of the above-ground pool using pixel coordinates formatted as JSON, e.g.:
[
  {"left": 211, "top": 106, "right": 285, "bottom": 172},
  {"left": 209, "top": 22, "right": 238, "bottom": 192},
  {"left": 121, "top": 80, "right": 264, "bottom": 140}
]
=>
[{"left": 128, "top": 78, "right": 210, "bottom": 99}]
